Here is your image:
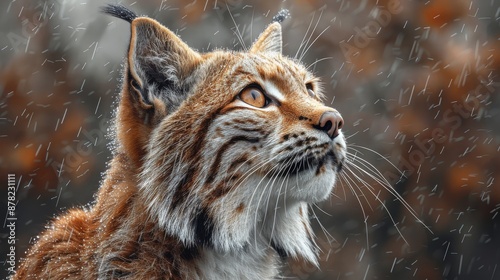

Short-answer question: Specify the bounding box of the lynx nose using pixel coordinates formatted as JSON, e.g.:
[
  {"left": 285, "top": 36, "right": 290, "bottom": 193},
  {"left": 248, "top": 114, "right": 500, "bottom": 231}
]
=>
[{"left": 316, "top": 111, "right": 344, "bottom": 139}]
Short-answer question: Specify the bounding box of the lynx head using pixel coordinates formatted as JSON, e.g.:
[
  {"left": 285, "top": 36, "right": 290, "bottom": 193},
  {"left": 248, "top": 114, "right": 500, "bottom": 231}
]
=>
[{"left": 104, "top": 5, "right": 346, "bottom": 264}]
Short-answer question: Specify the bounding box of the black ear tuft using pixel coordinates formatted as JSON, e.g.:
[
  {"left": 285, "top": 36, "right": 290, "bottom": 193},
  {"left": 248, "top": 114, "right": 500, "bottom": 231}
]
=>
[
  {"left": 101, "top": 4, "right": 138, "bottom": 23},
  {"left": 272, "top": 9, "right": 290, "bottom": 23}
]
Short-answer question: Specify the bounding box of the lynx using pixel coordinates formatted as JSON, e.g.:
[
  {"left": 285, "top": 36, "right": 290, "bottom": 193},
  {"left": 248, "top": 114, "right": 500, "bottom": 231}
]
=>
[{"left": 14, "top": 5, "right": 346, "bottom": 279}]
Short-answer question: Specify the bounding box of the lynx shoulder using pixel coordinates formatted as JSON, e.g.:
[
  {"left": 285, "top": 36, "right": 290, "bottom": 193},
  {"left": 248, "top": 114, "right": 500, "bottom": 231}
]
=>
[{"left": 14, "top": 5, "right": 346, "bottom": 279}]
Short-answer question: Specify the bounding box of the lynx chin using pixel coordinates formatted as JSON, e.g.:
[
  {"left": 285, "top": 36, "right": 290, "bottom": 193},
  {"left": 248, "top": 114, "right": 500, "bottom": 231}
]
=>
[{"left": 14, "top": 5, "right": 346, "bottom": 279}]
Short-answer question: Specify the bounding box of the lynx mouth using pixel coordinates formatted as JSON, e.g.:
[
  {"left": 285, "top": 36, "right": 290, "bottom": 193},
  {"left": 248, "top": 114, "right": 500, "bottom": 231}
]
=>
[
  {"left": 283, "top": 151, "right": 342, "bottom": 176},
  {"left": 287, "top": 156, "right": 318, "bottom": 175}
]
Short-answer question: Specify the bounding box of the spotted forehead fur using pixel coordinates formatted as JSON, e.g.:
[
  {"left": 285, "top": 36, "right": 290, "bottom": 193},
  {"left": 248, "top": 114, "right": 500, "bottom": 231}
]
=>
[{"left": 201, "top": 52, "right": 323, "bottom": 102}]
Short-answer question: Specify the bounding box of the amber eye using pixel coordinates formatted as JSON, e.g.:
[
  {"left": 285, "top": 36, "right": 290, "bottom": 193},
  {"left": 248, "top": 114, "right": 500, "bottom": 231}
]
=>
[
  {"left": 239, "top": 86, "right": 267, "bottom": 108},
  {"left": 306, "top": 83, "right": 315, "bottom": 97}
]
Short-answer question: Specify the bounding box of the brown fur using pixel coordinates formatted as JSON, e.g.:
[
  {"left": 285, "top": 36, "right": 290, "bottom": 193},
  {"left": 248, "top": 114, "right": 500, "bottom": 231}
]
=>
[
  {"left": 15, "top": 153, "right": 206, "bottom": 279},
  {"left": 15, "top": 6, "right": 346, "bottom": 279}
]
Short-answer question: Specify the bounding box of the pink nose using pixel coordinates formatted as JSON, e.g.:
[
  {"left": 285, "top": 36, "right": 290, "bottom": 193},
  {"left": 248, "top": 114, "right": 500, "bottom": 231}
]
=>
[{"left": 317, "top": 111, "right": 343, "bottom": 138}]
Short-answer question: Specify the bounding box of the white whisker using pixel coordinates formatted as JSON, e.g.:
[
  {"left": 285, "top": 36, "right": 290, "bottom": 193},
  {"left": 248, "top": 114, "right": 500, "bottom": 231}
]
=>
[
  {"left": 309, "top": 204, "right": 335, "bottom": 243},
  {"left": 226, "top": 3, "right": 247, "bottom": 51},
  {"left": 338, "top": 170, "right": 371, "bottom": 248},
  {"left": 299, "top": 25, "right": 330, "bottom": 61},
  {"left": 268, "top": 157, "right": 294, "bottom": 246},
  {"left": 307, "top": 56, "right": 333, "bottom": 70},
  {"left": 299, "top": 8, "right": 326, "bottom": 61},
  {"left": 294, "top": 11, "right": 315, "bottom": 59},
  {"left": 344, "top": 165, "right": 409, "bottom": 245},
  {"left": 348, "top": 144, "right": 404, "bottom": 176},
  {"left": 345, "top": 149, "right": 432, "bottom": 233}
]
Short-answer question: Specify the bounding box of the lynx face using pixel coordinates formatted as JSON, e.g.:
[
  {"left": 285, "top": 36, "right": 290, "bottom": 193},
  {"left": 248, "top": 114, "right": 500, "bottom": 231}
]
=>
[
  {"left": 199, "top": 52, "right": 346, "bottom": 204},
  {"left": 99, "top": 5, "right": 347, "bottom": 262}
]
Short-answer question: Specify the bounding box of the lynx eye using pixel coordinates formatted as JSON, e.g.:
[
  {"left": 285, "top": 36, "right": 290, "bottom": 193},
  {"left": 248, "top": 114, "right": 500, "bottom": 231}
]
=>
[
  {"left": 239, "top": 86, "right": 267, "bottom": 108},
  {"left": 306, "top": 83, "right": 315, "bottom": 97}
]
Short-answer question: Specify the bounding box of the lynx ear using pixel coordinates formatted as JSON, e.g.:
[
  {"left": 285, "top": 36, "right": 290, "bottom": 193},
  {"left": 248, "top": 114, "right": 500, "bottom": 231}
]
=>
[
  {"left": 103, "top": 4, "right": 202, "bottom": 165},
  {"left": 250, "top": 22, "right": 282, "bottom": 53},
  {"left": 128, "top": 17, "right": 202, "bottom": 110}
]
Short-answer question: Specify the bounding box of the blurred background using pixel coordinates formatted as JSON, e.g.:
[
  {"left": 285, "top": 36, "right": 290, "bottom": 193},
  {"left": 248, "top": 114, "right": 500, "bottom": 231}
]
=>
[{"left": 0, "top": 0, "right": 499, "bottom": 279}]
